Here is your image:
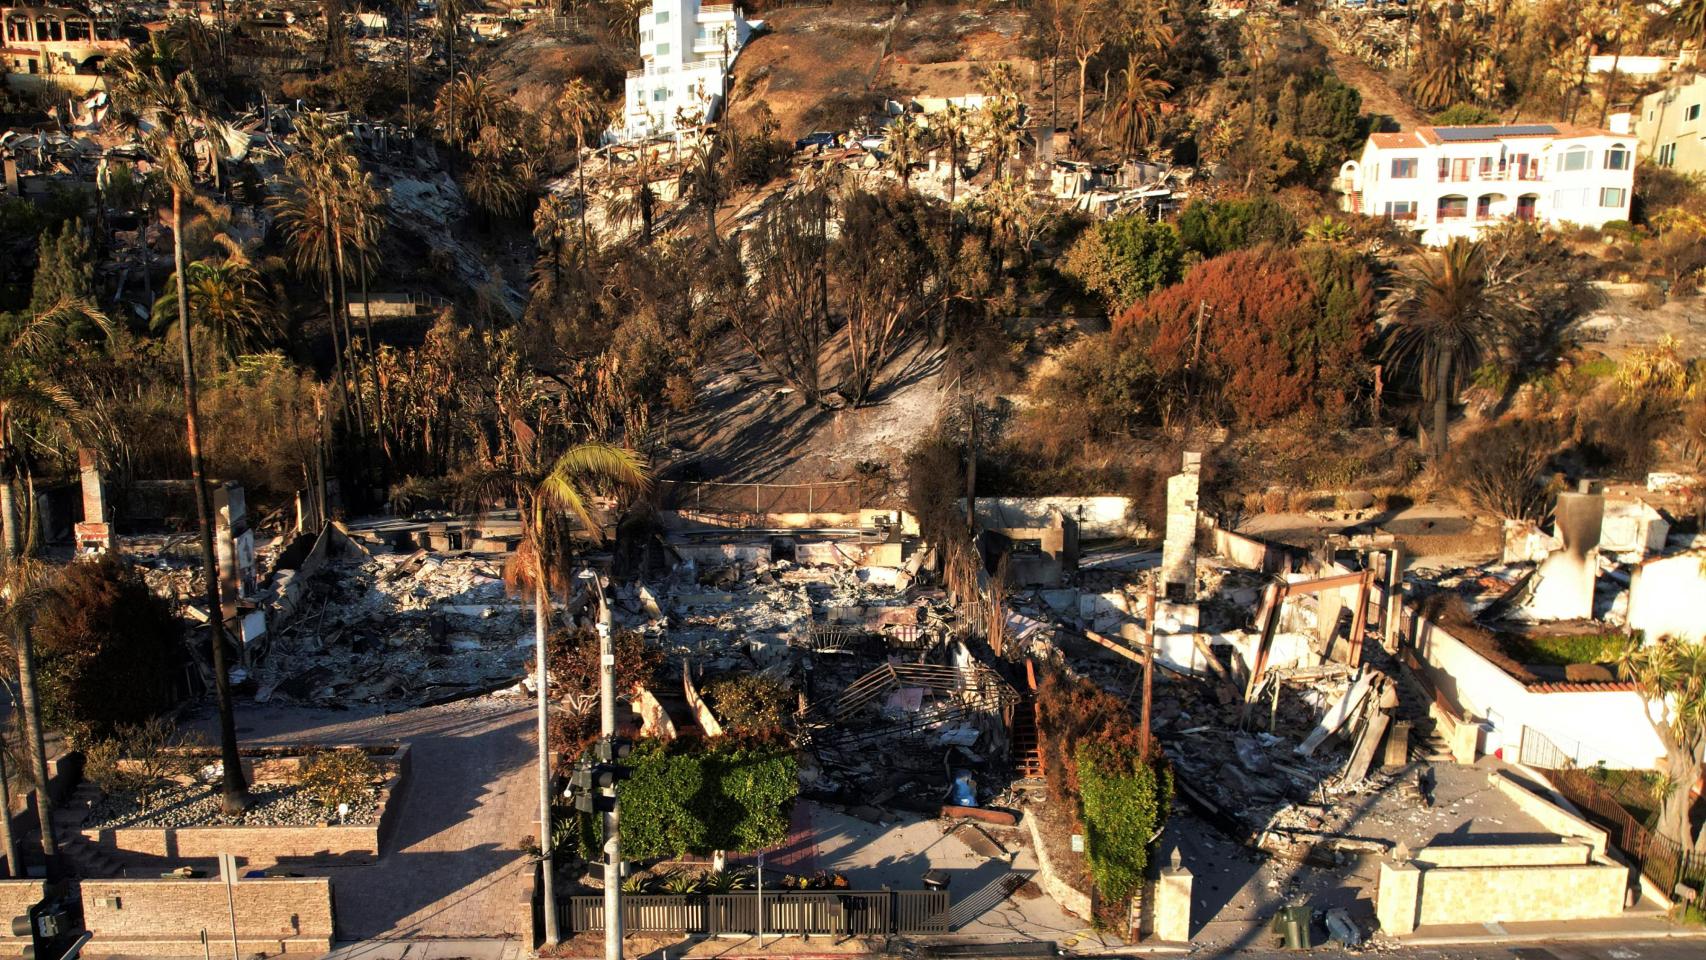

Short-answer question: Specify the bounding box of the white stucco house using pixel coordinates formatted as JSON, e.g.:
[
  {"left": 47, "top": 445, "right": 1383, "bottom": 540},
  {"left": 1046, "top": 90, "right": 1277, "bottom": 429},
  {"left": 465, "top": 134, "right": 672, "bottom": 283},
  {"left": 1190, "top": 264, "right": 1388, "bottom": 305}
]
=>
[
  {"left": 617, "top": 0, "right": 757, "bottom": 141},
  {"left": 1334, "top": 123, "right": 1635, "bottom": 245}
]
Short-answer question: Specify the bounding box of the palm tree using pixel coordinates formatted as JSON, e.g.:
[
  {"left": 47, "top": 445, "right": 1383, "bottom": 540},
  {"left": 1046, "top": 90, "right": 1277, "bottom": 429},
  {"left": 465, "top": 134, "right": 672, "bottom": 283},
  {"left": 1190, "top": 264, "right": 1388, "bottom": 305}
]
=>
[
  {"left": 436, "top": 0, "right": 471, "bottom": 135},
  {"left": 106, "top": 37, "right": 251, "bottom": 814},
  {"left": 677, "top": 140, "right": 729, "bottom": 240},
  {"left": 937, "top": 102, "right": 970, "bottom": 203},
  {"left": 151, "top": 259, "right": 279, "bottom": 362},
  {"left": 1412, "top": 15, "right": 1487, "bottom": 111},
  {"left": 884, "top": 111, "right": 922, "bottom": 187},
  {"left": 0, "top": 720, "right": 26, "bottom": 876},
  {"left": 1383, "top": 238, "right": 1526, "bottom": 458},
  {"left": 0, "top": 557, "right": 60, "bottom": 863},
  {"left": 552, "top": 80, "right": 605, "bottom": 255},
  {"left": 604, "top": 139, "right": 661, "bottom": 245},
  {"left": 272, "top": 113, "right": 370, "bottom": 432},
  {"left": 1108, "top": 54, "right": 1172, "bottom": 155},
  {"left": 1619, "top": 638, "right": 1706, "bottom": 850},
  {"left": 524, "top": 443, "right": 649, "bottom": 945},
  {"left": 0, "top": 297, "right": 111, "bottom": 562},
  {"left": 435, "top": 71, "right": 506, "bottom": 154},
  {"left": 1662, "top": 0, "right": 1706, "bottom": 55}
]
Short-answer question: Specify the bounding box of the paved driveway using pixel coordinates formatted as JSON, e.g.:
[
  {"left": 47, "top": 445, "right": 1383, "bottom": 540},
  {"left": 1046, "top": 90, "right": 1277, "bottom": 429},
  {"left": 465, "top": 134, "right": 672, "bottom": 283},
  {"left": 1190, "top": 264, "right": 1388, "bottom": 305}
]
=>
[{"left": 194, "top": 698, "right": 536, "bottom": 939}]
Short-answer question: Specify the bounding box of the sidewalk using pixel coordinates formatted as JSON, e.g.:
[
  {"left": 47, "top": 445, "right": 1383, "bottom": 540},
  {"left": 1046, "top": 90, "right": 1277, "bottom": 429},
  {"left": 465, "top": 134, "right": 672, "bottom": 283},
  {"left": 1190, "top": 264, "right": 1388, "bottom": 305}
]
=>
[{"left": 1401, "top": 913, "right": 1706, "bottom": 946}]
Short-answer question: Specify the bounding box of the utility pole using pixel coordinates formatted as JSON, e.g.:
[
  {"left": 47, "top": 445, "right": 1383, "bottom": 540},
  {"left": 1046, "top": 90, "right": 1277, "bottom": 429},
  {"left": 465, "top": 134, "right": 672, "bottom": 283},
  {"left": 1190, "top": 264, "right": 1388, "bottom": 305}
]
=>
[
  {"left": 536, "top": 549, "right": 560, "bottom": 946},
  {"left": 1140, "top": 589, "right": 1156, "bottom": 761},
  {"left": 597, "top": 575, "right": 623, "bottom": 960}
]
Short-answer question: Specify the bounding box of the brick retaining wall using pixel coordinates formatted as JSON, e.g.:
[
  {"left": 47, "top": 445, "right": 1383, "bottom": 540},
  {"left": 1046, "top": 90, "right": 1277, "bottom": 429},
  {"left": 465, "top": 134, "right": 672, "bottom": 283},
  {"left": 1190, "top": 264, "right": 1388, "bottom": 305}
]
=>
[
  {"left": 86, "top": 744, "right": 410, "bottom": 867},
  {"left": 81, "top": 876, "right": 333, "bottom": 955},
  {"left": 0, "top": 881, "right": 49, "bottom": 957}
]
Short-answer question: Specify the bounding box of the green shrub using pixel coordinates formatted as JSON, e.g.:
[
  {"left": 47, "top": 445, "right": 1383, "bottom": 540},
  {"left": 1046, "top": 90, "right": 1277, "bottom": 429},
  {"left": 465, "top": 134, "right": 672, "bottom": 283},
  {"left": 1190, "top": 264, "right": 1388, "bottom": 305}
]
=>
[
  {"left": 1433, "top": 104, "right": 1501, "bottom": 125},
  {"left": 702, "top": 674, "right": 791, "bottom": 735},
  {"left": 1076, "top": 741, "right": 1171, "bottom": 904},
  {"left": 300, "top": 748, "right": 381, "bottom": 811},
  {"left": 1175, "top": 196, "right": 1299, "bottom": 258},
  {"left": 1060, "top": 216, "right": 1185, "bottom": 311},
  {"left": 595, "top": 739, "right": 798, "bottom": 859}
]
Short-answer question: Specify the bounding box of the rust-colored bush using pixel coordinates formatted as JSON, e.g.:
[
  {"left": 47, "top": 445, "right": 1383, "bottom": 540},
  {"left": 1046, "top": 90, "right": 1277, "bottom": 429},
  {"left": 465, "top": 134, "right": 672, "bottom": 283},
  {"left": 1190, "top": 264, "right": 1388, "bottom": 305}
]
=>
[
  {"left": 1034, "top": 665, "right": 1150, "bottom": 803},
  {"left": 1114, "top": 245, "right": 1375, "bottom": 425}
]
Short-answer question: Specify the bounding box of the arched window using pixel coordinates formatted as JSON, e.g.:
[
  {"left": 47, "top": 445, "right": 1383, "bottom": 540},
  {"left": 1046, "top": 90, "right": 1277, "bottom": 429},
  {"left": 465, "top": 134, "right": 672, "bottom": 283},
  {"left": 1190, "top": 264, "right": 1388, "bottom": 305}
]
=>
[
  {"left": 1559, "top": 146, "right": 1590, "bottom": 172},
  {"left": 1605, "top": 145, "right": 1631, "bottom": 171}
]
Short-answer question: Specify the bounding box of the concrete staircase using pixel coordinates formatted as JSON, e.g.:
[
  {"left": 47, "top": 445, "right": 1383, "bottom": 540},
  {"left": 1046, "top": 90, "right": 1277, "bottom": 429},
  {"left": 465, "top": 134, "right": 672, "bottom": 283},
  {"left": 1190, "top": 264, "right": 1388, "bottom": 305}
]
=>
[
  {"left": 54, "top": 782, "right": 126, "bottom": 877},
  {"left": 1393, "top": 663, "right": 1454, "bottom": 762}
]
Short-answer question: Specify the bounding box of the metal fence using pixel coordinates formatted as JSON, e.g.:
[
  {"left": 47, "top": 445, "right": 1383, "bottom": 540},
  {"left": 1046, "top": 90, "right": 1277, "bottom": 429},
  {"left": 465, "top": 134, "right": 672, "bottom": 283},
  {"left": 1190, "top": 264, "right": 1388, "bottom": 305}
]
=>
[
  {"left": 562, "top": 889, "right": 948, "bottom": 936},
  {"left": 653, "top": 480, "right": 864, "bottom": 517},
  {"left": 1519, "top": 726, "right": 1706, "bottom": 910}
]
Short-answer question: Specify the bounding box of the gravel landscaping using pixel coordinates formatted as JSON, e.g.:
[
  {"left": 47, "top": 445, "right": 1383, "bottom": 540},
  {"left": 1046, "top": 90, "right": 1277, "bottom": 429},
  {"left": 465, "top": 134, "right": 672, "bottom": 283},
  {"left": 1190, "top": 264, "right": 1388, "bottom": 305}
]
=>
[{"left": 84, "top": 782, "right": 381, "bottom": 830}]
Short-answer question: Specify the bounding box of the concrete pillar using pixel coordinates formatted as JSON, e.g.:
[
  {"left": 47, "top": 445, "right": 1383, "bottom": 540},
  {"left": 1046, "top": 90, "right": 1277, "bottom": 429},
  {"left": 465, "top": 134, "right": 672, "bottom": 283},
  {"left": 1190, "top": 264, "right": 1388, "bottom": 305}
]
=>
[
  {"left": 1160, "top": 452, "right": 1201, "bottom": 601},
  {"left": 1375, "top": 860, "right": 1422, "bottom": 935},
  {"left": 1153, "top": 856, "right": 1193, "bottom": 942}
]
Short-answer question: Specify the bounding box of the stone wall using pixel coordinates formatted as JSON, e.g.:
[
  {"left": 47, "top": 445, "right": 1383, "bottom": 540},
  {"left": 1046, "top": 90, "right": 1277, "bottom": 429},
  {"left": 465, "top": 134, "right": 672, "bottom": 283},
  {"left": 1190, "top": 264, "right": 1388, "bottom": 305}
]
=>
[
  {"left": 1022, "top": 811, "right": 1091, "bottom": 920},
  {"left": 1376, "top": 856, "right": 1628, "bottom": 934},
  {"left": 0, "top": 881, "right": 48, "bottom": 957},
  {"left": 1415, "top": 841, "right": 1594, "bottom": 868},
  {"left": 81, "top": 877, "right": 333, "bottom": 955},
  {"left": 1489, "top": 770, "right": 1609, "bottom": 859},
  {"left": 87, "top": 744, "right": 410, "bottom": 866}
]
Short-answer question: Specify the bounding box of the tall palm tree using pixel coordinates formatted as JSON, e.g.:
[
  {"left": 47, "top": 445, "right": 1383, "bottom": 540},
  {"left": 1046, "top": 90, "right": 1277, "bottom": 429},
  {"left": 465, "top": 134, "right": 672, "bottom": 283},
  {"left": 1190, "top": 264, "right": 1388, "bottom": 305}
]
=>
[
  {"left": 272, "top": 113, "right": 369, "bottom": 432},
  {"left": 524, "top": 443, "right": 649, "bottom": 946},
  {"left": 106, "top": 37, "right": 251, "bottom": 814},
  {"left": 1108, "top": 54, "right": 1172, "bottom": 155},
  {"left": 552, "top": 79, "right": 604, "bottom": 255},
  {"left": 1384, "top": 238, "right": 1526, "bottom": 457},
  {"left": 0, "top": 720, "right": 26, "bottom": 876},
  {"left": 0, "top": 557, "right": 60, "bottom": 863},
  {"left": 937, "top": 102, "right": 969, "bottom": 203}
]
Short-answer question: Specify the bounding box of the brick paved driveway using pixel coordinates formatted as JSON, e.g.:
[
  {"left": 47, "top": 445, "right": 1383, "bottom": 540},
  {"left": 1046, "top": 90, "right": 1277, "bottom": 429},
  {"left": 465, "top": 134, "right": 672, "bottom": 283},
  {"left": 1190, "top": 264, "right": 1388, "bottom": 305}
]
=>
[{"left": 195, "top": 698, "right": 535, "bottom": 939}]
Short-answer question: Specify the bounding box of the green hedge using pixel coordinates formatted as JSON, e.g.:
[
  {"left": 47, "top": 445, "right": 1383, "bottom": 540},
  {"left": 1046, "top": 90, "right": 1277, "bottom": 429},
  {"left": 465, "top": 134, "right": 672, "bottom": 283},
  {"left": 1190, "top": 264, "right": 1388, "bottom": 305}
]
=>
[
  {"left": 1076, "top": 741, "right": 1172, "bottom": 904},
  {"left": 588, "top": 739, "right": 798, "bottom": 860}
]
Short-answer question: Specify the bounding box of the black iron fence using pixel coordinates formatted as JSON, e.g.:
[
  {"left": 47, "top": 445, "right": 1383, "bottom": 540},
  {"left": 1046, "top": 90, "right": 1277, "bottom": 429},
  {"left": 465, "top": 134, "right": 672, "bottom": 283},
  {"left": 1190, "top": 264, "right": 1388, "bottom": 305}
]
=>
[
  {"left": 1519, "top": 726, "right": 1706, "bottom": 912},
  {"left": 561, "top": 889, "right": 949, "bottom": 936}
]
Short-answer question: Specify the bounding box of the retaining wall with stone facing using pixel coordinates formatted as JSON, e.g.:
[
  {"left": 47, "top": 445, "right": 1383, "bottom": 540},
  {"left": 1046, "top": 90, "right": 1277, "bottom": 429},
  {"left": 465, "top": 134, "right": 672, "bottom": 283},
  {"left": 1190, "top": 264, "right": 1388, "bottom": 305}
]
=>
[
  {"left": 0, "top": 881, "right": 49, "bottom": 957},
  {"left": 1375, "top": 846, "right": 1628, "bottom": 934},
  {"left": 84, "top": 743, "right": 410, "bottom": 866},
  {"left": 1375, "top": 774, "right": 1633, "bottom": 935},
  {"left": 81, "top": 876, "right": 334, "bottom": 955}
]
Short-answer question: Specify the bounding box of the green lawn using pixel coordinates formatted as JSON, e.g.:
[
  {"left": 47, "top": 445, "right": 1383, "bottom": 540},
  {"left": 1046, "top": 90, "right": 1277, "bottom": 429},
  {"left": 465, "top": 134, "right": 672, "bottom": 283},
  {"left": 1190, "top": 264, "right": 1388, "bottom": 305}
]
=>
[{"left": 1498, "top": 631, "right": 1627, "bottom": 668}]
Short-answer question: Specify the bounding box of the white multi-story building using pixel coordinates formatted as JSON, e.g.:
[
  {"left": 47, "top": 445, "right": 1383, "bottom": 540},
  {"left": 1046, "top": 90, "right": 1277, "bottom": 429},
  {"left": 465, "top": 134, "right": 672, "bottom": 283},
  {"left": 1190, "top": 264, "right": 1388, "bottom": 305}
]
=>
[
  {"left": 1334, "top": 123, "right": 1635, "bottom": 245},
  {"left": 619, "top": 0, "right": 755, "bottom": 141}
]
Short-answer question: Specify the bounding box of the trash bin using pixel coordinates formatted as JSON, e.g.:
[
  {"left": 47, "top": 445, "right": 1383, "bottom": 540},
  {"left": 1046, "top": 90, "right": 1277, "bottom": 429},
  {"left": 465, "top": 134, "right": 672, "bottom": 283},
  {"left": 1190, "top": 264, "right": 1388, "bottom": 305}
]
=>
[
  {"left": 1269, "top": 905, "right": 1312, "bottom": 949},
  {"left": 922, "top": 869, "right": 951, "bottom": 891}
]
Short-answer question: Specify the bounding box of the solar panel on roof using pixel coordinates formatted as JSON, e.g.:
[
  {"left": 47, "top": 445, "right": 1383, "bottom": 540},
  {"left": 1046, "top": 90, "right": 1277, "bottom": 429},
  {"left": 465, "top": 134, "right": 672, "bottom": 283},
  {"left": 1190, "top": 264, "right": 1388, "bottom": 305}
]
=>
[{"left": 1433, "top": 124, "right": 1558, "bottom": 141}]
